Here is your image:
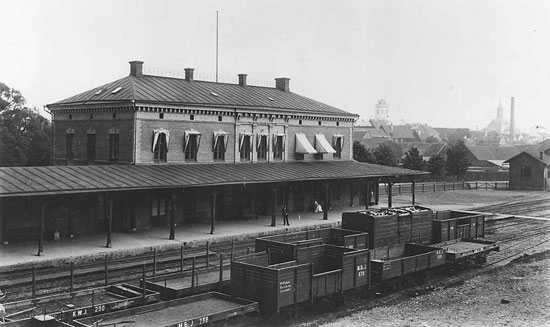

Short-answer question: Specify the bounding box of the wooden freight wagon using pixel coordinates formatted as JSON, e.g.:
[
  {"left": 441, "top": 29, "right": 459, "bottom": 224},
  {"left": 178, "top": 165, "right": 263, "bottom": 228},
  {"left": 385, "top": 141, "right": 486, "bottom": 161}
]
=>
[
  {"left": 370, "top": 243, "right": 445, "bottom": 283},
  {"left": 342, "top": 206, "right": 433, "bottom": 248},
  {"left": 1, "top": 284, "right": 160, "bottom": 323},
  {"left": 231, "top": 245, "right": 370, "bottom": 315},
  {"left": 72, "top": 292, "right": 258, "bottom": 327},
  {"left": 433, "top": 210, "right": 485, "bottom": 243},
  {"left": 255, "top": 228, "right": 368, "bottom": 264}
]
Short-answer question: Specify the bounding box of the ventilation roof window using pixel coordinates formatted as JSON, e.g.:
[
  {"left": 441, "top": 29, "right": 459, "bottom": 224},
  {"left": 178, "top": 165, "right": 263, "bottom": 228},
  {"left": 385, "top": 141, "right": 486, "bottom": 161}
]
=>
[
  {"left": 111, "top": 87, "right": 122, "bottom": 94},
  {"left": 94, "top": 89, "right": 103, "bottom": 95},
  {"left": 210, "top": 91, "right": 219, "bottom": 97},
  {"left": 268, "top": 97, "right": 275, "bottom": 101}
]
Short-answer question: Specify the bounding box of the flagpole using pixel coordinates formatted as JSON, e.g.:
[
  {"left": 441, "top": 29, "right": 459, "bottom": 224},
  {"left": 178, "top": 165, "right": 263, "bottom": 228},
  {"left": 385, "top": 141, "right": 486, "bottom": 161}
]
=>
[{"left": 216, "top": 10, "right": 219, "bottom": 83}]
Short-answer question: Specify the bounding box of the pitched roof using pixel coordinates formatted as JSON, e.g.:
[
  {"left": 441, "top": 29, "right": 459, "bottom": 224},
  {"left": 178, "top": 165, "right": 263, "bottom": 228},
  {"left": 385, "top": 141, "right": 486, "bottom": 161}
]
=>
[
  {"left": 48, "top": 74, "right": 355, "bottom": 117},
  {"left": 466, "top": 146, "right": 521, "bottom": 161},
  {"left": 0, "top": 161, "right": 425, "bottom": 198},
  {"left": 504, "top": 151, "right": 550, "bottom": 165}
]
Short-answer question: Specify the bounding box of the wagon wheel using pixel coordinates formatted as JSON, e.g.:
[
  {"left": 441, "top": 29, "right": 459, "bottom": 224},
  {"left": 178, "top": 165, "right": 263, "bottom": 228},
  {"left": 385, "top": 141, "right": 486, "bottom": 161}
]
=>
[{"left": 475, "top": 255, "right": 487, "bottom": 265}]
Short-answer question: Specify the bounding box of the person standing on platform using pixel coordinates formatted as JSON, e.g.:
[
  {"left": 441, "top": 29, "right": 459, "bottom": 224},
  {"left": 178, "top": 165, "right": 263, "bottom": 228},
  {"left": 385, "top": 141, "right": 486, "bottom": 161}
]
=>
[{"left": 282, "top": 204, "right": 290, "bottom": 226}]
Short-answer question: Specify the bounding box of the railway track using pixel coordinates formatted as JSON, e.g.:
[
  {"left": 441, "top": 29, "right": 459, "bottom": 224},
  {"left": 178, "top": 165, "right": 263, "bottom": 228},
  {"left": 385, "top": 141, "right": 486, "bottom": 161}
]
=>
[{"left": 0, "top": 237, "right": 256, "bottom": 302}]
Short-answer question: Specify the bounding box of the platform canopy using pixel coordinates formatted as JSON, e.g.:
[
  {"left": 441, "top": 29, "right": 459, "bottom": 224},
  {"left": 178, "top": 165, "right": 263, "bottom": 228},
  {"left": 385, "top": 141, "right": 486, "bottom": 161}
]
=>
[{"left": 0, "top": 161, "right": 426, "bottom": 198}]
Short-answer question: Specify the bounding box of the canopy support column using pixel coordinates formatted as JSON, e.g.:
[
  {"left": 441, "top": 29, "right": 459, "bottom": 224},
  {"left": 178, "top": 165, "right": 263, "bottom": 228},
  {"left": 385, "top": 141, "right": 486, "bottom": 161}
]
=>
[
  {"left": 349, "top": 182, "right": 354, "bottom": 207},
  {"left": 37, "top": 199, "right": 47, "bottom": 256},
  {"left": 270, "top": 185, "right": 279, "bottom": 227},
  {"left": 169, "top": 191, "right": 177, "bottom": 240},
  {"left": 322, "top": 182, "right": 329, "bottom": 220},
  {"left": 105, "top": 194, "right": 113, "bottom": 248},
  {"left": 210, "top": 188, "right": 219, "bottom": 234},
  {"left": 411, "top": 176, "right": 416, "bottom": 205},
  {"left": 375, "top": 179, "right": 380, "bottom": 205},
  {"left": 365, "top": 180, "right": 370, "bottom": 210}
]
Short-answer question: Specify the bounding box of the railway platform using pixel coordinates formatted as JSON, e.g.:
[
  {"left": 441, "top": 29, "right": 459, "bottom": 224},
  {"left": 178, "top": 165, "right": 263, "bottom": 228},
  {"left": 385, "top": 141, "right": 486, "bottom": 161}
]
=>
[{"left": 0, "top": 206, "right": 354, "bottom": 270}]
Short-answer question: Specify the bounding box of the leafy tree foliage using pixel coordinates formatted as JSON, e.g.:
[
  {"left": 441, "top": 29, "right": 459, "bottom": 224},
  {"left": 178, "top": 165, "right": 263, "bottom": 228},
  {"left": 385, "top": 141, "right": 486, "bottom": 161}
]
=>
[
  {"left": 427, "top": 154, "right": 446, "bottom": 178},
  {"left": 373, "top": 143, "right": 397, "bottom": 167},
  {"left": 0, "top": 82, "right": 25, "bottom": 111},
  {"left": 445, "top": 140, "right": 471, "bottom": 180},
  {"left": 0, "top": 82, "right": 51, "bottom": 166},
  {"left": 353, "top": 141, "right": 376, "bottom": 163},
  {"left": 402, "top": 147, "right": 425, "bottom": 171}
]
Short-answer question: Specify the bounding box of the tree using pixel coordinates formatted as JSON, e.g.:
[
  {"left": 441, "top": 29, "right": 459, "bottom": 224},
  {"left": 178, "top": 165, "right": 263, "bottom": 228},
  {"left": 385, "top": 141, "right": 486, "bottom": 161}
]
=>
[
  {"left": 373, "top": 143, "right": 397, "bottom": 167},
  {"left": 402, "top": 147, "right": 425, "bottom": 171},
  {"left": 427, "top": 154, "right": 446, "bottom": 179},
  {"left": 0, "top": 82, "right": 25, "bottom": 111},
  {"left": 0, "top": 82, "right": 51, "bottom": 166},
  {"left": 445, "top": 140, "right": 471, "bottom": 180},
  {"left": 353, "top": 141, "right": 376, "bottom": 163}
]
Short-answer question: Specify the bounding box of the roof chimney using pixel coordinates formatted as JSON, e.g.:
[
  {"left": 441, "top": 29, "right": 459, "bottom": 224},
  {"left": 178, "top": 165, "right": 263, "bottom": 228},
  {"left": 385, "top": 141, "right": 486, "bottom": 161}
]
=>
[
  {"left": 184, "top": 68, "right": 194, "bottom": 81},
  {"left": 510, "top": 97, "right": 515, "bottom": 140},
  {"left": 275, "top": 78, "right": 290, "bottom": 92},
  {"left": 238, "top": 74, "right": 247, "bottom": 87},
  {"left": 129, "top": 61, "right": 144, "bottom": 77}
]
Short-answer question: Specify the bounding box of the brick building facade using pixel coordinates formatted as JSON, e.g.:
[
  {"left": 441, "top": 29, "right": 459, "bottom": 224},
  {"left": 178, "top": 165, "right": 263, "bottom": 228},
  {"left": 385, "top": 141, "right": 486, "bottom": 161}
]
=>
[{"left": 0, "top": 61, "right": 423, "bottom": 250}]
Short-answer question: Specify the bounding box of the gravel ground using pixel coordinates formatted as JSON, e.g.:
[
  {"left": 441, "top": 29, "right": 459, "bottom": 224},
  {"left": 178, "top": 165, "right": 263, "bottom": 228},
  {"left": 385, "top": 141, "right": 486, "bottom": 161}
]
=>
[{"left": 318, "top": 250, "right": 550, "bottom": 327}]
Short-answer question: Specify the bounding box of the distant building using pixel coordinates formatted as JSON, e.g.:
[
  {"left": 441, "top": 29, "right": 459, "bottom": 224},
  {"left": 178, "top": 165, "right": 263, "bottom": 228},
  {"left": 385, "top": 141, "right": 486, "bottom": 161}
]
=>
[
  {"left": 483, "top": 101, "right": 509, "bottom": 134},
  {"left": 504, "top": 150, "right": 550, "bottom": 191},
  {"left": 381, "top": 125, "right": 419, "bottom": 143},
  {"left": 371, "top": 99, "right": 391, "bottom": 128},
  {"left": 465, "top": 145, "right": 521, "bottom": 171}
]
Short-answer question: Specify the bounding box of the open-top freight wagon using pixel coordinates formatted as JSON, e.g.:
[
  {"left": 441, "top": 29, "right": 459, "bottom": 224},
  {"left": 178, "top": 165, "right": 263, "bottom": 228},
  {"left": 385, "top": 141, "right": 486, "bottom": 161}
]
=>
[
  {"left": 71, "top": 292, "right": 258, "bottom": 327},
  {"left": 231, "top": 244, "right": 370, "bottom": 315},
  {"left": 255, "top": 228, "right": 368, "bottom": 264},
  {"left": 0, "top": 284, "right": 160, "bottom": 323},
  {"left": 432, "top": 210, "right": 485, "bottom": 242},
  {"left": 342, "top": 206, "right": 433, "bottom": 248},
  {"left": 370, "top": 243, "right": 446, "bottom": 290}
]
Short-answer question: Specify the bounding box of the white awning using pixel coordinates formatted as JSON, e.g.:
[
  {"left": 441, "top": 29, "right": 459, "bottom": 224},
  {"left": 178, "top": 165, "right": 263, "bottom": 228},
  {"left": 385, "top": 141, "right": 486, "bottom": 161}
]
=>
[
  {"left": 314, "top": 134, "right": 336, "bottom": 154},
  {"left": 213, "top": 130, "right": 229, "bottom": 151},
  {"left": 152, "top": 129, "right": 170, "bottom": 152},
  {"left": 273, "top": 133, "right": 286, "bottom": 151},
  {"left": 239, "top": 132, "right": 253, "bottom": 151},
  {"left": 184, "top": 129, "right": 201, "bottom": 151},
  {"left": 256, "top": 133, "right": 269, "bottom": 151},
  {"left": 333, "top": 134, "right": 344, "bottom": 149},
  {"left": 295, "top": 133, "right": 317, "bottom": 154}
]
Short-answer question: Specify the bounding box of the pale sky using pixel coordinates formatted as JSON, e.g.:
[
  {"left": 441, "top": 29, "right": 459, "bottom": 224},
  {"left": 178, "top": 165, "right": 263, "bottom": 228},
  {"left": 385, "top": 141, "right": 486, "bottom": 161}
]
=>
[{"left": 1, "top": 0, "right": 549, "bottom": 133}]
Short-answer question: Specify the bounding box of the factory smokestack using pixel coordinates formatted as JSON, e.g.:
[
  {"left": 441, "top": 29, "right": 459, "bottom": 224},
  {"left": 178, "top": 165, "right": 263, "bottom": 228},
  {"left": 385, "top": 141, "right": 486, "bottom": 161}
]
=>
[{"left": 509, "top": 97, "right": 515, "bottom": 141}]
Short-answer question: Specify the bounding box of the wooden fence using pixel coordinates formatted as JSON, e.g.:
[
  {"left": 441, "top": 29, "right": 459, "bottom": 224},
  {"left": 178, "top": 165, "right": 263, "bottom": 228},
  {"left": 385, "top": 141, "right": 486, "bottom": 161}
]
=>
[{"left": 380, "top": 181, "right": 509, "bottom": 196}]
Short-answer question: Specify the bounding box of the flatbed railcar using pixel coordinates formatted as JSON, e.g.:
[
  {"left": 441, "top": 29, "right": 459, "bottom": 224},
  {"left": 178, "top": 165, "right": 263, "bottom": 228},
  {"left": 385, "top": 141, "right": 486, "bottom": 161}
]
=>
[
  {"left": 0, "top": 315, "right": 74, "bottom": 327},
  {"left": 432, "top": 238, "right": 499, "bottom": 265},
  {"left": 0, "top": 284, "right": 160, "bottom": 323},
  {"left": 71, "top": 292, "right": 258, "bottom": 327},
  {"left": 255, "top": 227, "right": 368, "bottom": 264},
  {"left": 231, "top": 244, "right": 370, "bottom": 315}
]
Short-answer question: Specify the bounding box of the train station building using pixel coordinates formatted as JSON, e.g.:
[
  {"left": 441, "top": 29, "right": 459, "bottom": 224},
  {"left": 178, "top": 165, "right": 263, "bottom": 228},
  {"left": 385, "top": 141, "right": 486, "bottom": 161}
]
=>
[{"left": 0, "top": 61, "right": 424, "bottom": 254}]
